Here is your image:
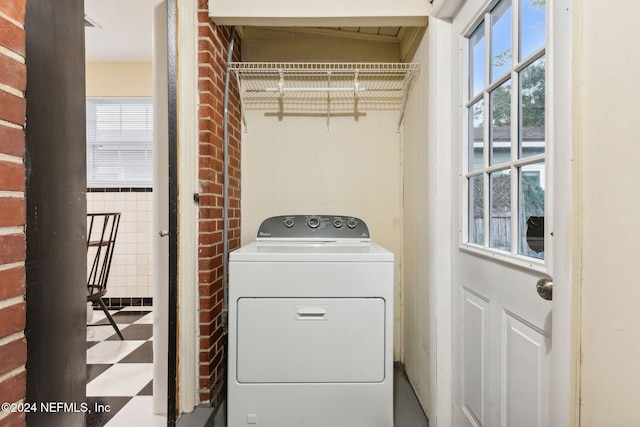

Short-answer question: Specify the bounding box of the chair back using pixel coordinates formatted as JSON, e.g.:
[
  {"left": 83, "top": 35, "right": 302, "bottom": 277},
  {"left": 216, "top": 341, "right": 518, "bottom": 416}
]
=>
[{"left": 87, "top": 213, "right": 121, "bottom": 300}]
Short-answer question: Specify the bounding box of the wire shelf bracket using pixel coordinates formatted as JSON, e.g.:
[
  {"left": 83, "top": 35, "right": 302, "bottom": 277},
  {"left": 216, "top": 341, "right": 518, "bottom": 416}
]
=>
[{"left": 229, "top": 62, "right": 420, "bottom": 132}]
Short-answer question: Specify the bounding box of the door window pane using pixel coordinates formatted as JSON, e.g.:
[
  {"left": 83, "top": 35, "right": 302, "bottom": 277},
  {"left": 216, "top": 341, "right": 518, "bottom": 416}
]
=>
[
  {"left": 490, "top": 170, "right": 511, "bottom": 251},
  {"left": 518, "top": 163, "right": 545, "bottom": 258},
  {"left": 469, "top": 174, "right": 484, "bottom": 245},
  {"left": 469, "top": 100, "right": 484, "bottom": 171},
  {"left": 520, "top": 0, "right": 546, "bottom": 60},
  {"left": 470, "top": 23, "right": 486, "bottom": 97},
  {"left": 463, "top": 0, "right": 546, "bottom": 262},
  {"left": 490, "top": 80, "right": 511, "bottom": 165},
  {"left": 491, "top": 0, "right": 512, "bottom": 82},
  {"left": 519, "top": 56, "right": 545, "bottom": 158}
]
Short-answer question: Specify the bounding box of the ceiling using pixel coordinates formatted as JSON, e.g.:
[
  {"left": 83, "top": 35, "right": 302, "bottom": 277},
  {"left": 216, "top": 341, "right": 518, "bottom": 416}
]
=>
[
  {"left": 84, "top": 0, "right": 417, "bottom": 63},
  {"left": 84, "top": 0, "right": 163, "bottom": 62}
]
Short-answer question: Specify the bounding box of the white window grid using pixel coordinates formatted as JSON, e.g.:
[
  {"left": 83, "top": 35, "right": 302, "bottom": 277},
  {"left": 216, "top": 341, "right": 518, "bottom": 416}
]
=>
[
  {"left": 461, "top": 0, "right": 547, "bottom": 267},
  {"left": 86, "top": 97, "right": 154, "bottom": 188}
]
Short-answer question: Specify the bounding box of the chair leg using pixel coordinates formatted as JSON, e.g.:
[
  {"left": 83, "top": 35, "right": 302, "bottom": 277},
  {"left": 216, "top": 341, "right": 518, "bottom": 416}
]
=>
[{"left": 98, "top": 298, "right": 124, "bottom": 340}]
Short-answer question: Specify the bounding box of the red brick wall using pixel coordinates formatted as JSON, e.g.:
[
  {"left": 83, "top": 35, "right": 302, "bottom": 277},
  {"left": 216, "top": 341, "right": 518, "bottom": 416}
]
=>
[
  {"left": 0, "top": 1, "right": 27, "bottom": 426},
  {"left": 196, "top": 2, "right": 242, "bottom": 405}
]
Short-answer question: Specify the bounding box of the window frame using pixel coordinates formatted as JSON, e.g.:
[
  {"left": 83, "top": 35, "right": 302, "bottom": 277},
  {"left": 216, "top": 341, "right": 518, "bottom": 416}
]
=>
[{"left": 460, "top": 0, "right": 548, "bottom": 271}]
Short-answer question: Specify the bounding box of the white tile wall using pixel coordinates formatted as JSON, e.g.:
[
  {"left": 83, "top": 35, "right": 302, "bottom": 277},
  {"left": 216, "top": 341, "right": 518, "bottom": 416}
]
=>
[{"left": 87, "top": 191, "right": 153, "bottom": 298}]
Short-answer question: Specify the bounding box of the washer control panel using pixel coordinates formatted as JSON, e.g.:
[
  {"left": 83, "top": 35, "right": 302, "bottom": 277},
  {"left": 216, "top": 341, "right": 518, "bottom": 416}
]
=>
[{"left": 256, "top": 215, "right": 370, "bottom": 241}]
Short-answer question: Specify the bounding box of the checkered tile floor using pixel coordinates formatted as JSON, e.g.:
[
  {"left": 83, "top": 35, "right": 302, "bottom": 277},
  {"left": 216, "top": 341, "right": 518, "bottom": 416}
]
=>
[{"left": 86, "top": 306, "right": 166, "bottom": 427}]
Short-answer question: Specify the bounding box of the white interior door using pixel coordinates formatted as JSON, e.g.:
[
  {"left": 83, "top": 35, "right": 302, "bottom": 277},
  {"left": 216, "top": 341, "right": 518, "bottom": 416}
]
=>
[
  {"left": 451, "top": 0, "right": 553, "bottom": 425},
  {"left": 152, "top": 1, "right": 169, "bottom": 415}
]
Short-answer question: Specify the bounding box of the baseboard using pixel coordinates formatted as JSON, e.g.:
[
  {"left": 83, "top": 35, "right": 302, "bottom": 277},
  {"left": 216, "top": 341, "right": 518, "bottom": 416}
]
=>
[{"left": 92, "top": 297, "right": 153, "bottom": 310}]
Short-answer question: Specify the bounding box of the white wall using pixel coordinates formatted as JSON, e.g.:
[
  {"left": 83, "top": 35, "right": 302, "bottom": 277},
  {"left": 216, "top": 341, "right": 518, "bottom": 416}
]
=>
[
  {"left": 401, "top": 27, "right": 431, "bottom": 415},
  {"left": 86, "top": 62, "right": 153, "bottom": 97},
  {"left": 241, "top": 110, "right": 404, "bottom": 357},
  {"left": 87, "top": 191, "right": 153, "bottom": 298},
  {"left": 578, "top": 2, "right": 640, "bottom": 424}
]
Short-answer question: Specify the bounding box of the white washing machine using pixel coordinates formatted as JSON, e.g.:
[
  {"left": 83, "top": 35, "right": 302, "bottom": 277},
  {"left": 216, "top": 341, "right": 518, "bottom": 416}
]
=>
[{"left": 228, "top": 215, "right": 394, "bottom": 426}]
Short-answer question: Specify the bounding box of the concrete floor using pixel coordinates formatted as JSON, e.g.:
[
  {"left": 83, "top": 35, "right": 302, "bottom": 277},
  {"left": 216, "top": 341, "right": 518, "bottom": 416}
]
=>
[
  {"left": 392, "top": 366, "right": 430, "bottom": 427},
  {"left": 178, "top": 366, "right": 428, "bottom": 427}
]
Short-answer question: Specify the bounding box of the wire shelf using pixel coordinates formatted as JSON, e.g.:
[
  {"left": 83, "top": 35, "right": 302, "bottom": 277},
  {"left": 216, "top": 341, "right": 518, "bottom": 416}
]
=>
[{"left": 229, "top": 62, "right": 420, "bottom": 132}]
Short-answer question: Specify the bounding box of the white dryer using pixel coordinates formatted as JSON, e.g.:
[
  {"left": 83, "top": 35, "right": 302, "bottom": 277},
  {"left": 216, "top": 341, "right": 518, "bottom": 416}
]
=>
[{"left": 228, "top": 215, "right": 394, "bottom": 426}]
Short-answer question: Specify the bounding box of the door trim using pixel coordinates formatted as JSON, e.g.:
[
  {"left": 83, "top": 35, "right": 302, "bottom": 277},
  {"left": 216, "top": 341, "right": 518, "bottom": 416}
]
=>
[
  {"left": 167, "top": 0, "right": 179, "bottom": 424},
  {"left": 427, "top": 16, "right": 454, "bottom": 427},
  {"left": 548, "top": 0, "right": 579, "bottom": 425},
  {"left": 175, "top": 0, "right": 200, "bottom": 413}
]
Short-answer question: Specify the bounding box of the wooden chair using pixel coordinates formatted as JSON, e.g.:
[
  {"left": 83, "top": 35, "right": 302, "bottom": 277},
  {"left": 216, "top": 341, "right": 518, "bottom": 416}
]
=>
[{"left": 87, "top": 212, "right": 124, "bottom": 340}]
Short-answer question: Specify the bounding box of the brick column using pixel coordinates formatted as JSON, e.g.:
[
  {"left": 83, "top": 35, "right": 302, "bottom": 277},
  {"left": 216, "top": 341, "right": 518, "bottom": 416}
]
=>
[
  {"left": 196, "top": 2, "right": 242, "bottom": 405},
  {"left": 0, "top": 1, "right": 27, "bottom": 426}
]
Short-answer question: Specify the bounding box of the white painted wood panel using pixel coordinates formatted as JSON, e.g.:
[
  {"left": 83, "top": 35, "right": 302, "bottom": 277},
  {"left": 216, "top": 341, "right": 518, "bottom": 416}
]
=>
[
  {"left": 503, "top": 311, "right": 550, "bottom": 427},
  {"left": 209, "top": 0, "right": 429, "bottom": 27},
  {"left": 461, "top": 288, "right": 489, "bottom": 426}
]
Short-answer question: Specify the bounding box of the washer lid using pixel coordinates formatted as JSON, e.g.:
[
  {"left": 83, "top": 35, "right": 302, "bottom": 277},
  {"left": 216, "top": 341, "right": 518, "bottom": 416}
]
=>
[
  {"left": 255, "top": 215, "right": 370, "bottom": 242},
  {"left": 230, "top": 241, "right": 393, "bottom": 262}
]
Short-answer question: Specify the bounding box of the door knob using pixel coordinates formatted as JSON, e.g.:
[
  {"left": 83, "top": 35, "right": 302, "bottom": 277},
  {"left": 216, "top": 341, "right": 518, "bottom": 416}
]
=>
[
  {"left": 159, "top": 230, "right": 169, "bottom": 237},
  {"left": 536, "top": 277, "right": 553, "bottom": 301}
]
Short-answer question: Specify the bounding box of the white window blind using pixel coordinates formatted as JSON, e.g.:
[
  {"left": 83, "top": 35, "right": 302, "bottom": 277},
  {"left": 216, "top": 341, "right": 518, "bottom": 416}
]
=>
[{"left": 86, "top": 98, "right": 153, "bottom": 187}]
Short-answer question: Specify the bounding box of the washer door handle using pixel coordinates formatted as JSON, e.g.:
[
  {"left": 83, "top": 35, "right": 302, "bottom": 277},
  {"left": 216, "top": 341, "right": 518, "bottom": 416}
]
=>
[{"left": 295, "top": 306, "right": 328, "bottom": 320}]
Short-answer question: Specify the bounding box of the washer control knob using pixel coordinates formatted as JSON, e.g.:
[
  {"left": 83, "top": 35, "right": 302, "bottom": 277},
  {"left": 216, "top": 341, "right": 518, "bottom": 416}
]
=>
[
  {"left": 333, "top": 218, "right": 343, "bottom": 228},
  {"left": 307, "top": 216, "right": 320, "bottom": 229},
  {"left": 284, "top": 218, "right": 295, "bottom": 228},
  {"left": 347, "top": 218, "right": 358, "bottom": 229}
]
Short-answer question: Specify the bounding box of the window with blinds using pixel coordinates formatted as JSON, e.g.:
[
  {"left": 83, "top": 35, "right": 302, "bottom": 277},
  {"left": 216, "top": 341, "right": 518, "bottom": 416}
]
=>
[{"left": 86, "top": 98, "right": 153, "bottom": 188}]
